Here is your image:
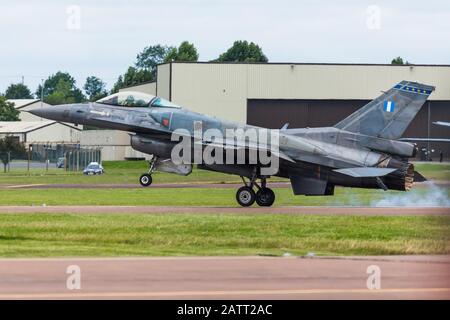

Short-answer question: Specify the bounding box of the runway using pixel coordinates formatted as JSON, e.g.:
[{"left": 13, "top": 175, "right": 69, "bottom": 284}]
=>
[
  {"left": 0, "top": 182, "right": 292, "bottom": 189},
  {"left": 0, "top": 256, "right": 449, "bottom": 299},
  {"left": 0, "top": 205, "right": 448, "bottom": 215},
  {"left": 0, "top": 181, "right": 448, "bottom": 189}
]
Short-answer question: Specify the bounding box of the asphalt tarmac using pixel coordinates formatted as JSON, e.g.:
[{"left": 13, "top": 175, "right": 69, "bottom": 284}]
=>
[
  {"left": 1, "top": 181, "right": 448, "bottom": 189},
  {"left": 0, "top": 182, "right": 291, "bottom": 189},
  {"left": 1, "top": 182, "right": 448, "bottom": 300},
  {"left": 0, "top": 205, "right": 448, "bottom": 215},
  {"left": 0, "top": 256, "right": 448, "bottom": 299}
]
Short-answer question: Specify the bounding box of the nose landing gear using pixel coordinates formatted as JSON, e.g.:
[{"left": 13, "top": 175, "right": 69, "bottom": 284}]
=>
[
  {"left": 139, "top": 156, "right": 157, "bottom": 187},
  {"left": 236, "top": 175, "right": 275, "bottom": 207}
]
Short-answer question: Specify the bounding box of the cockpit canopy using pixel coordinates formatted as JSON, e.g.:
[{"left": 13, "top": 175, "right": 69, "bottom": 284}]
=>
[{"left": 96, "top": 91, "right": 181, "bottom": 109}]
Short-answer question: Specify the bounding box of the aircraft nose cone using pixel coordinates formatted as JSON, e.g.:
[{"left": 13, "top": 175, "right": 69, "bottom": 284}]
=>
[{"left": 28, "top": 105, "right": 68, "bottom": 122}]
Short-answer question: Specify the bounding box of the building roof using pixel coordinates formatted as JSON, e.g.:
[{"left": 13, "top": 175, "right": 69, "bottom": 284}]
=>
[
  {"left": 7, "top": 99, "right": 40, "bottom": 109},
  {"left": 0, "top": 121, "right": 80, "bottom": 133},
  {"left": 0, "top": 121, "right": 56, "bottom": 133},
  {"left": 158, "top": 61, "right": 450, "bottom": 67}
]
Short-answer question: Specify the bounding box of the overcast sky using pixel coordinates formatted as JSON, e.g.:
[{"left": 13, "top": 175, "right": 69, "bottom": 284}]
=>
[{"left": 1, "top": 0, "right": 449, "bottom": 94}]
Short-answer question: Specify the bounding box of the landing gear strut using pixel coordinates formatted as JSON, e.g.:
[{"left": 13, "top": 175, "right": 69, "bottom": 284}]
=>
[
  {"left": 236, "top": 174, "right": 275, "bottom": 207},
  {"left": 139, "top": 156, "right": 157, "bottom": 187}
]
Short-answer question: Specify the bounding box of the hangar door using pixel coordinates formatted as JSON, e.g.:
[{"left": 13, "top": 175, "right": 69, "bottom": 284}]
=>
[
  {"left": 247, "top": 99, "right": 369, "bottom": 129},
  {"left": 247, "top": 99, "right": 450, "bottom": 160}
]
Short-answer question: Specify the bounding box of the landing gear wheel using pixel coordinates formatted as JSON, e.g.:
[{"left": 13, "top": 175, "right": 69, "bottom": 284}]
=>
[
  {"left": 256, "top": 188, "right": 275, "bottom": 207},
  {"left": 139, "top": 174, "right": 153, "bottom": 187},
  {"left": 236, "top": 186, "right": 256, "bottom": 207}
]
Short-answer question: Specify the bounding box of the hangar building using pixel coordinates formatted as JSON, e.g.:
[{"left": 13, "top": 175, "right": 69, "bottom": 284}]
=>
[
  {"left": 0, "top": 121, "right": 80, "bottom": 145},
  {"left": 80, "top": 129, "right": 148, "bottom": 161},
  {"left": 120, "top": 62, "right": 450, "bottom": 160}
]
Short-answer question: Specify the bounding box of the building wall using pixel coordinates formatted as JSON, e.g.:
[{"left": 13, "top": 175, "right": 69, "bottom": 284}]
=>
[
  {"left": 157, "top": 63, "right": 171, "bottom": 100},
  {"left": 80, "top": 130, "right": 150, "bottom": 160},
  {"left": 246, "top": 64, "right": 450, "bottom": 100},
  {"left": 26, "top": 123, "right": 80, "bottom": 144},
  {"left": 80, "top": 130, "right": 130, "bottom": 146},
  {"left": 167, "top": 62, "right": 450, "bottom": 123},
  {"left": 171, "top": 63, "right": 248, "bottom": 121},
  {"left": 119, "top": 82, "right": 156, "bottom": 95}
]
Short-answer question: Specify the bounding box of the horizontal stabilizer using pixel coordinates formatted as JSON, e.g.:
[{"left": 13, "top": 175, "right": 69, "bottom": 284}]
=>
[
  {"left": 334, "top": 167, "right": 397, "bottom": 177},
  {"left": 414, "top": 171, "right": 427, "bottom": 182}
]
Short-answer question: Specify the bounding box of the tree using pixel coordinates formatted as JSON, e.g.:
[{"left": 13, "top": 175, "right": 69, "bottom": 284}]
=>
[
  {"left": 111, "top": 66, "right": 152, "bottom": 93},
  {"left": 111, "top": 75, "right": 124, "bottom": 94},
  {"left": 44, "top": 79, "right": 83, "bottom": 105},
  {"left": 136, "top": 44, "right": 174, "bottom": 75},
  {"left": 391, "top": 57, "right": 410, "bottom": 65},
  {"left": 84, "top": 76, "right": 107, "bottom": 101},
  {"left": 36, "top": 72, "right": 85, "bottom": 104},
  {"left": 0, "top": 96, "right": 20, "bottom": 121},
  {"left": 164, "top": 41, "right": 199, "bottom": 63},
  {"left": 216, "top": 40, "right": 268, "bottom": 63},
  {"left": 111, "top": 42, "right": 197, "bottom": 93},
  {"left": 0, "top": 136, "right": 27, "bottom": 172},
  {"left": 4, "top": 83, "right": 33, "bottom": 99}
]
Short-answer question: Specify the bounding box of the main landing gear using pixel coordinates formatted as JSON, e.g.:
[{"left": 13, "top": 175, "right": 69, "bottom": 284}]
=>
[
  {"left": 139, "top": 157, "right": 157, "bottom": 187},
  {"left": 236, "top": 176, "right": 275, "bottom": 207}
]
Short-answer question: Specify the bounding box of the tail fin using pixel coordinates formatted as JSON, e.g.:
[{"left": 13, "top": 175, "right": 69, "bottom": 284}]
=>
[{"left": 334, "top": 81, "right": 435, "bottom": 139}]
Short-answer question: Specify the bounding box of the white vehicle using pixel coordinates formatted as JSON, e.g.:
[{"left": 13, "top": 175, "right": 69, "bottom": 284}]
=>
[{"left": 83, "top": 162, "right": 104, "bottom": 175}]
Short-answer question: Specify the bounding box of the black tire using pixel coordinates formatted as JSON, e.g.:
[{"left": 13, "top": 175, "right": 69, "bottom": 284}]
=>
[
  {"left": 139, "top": 174, "right": 153, "bottom": 187},
  {"left": 256, "top": 188, "right": 275, "bottom": 207},
  {"left": 236, "top": 186, "right": 256, "bottom": 207}
]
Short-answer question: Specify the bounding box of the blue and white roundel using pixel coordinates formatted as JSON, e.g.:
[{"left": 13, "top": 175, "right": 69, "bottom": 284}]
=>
[{"left": 383, "top": 100, "right": 395, "bottom": 113}]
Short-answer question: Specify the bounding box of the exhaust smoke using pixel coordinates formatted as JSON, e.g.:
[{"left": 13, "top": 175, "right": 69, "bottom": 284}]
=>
[{"left": 371, "top": 182, "right": 450, "bottom": 207}]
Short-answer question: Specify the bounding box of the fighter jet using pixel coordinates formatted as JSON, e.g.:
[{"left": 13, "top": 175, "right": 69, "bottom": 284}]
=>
[{"left": 29, "top": 80, "right": 435, "bottom": 207}]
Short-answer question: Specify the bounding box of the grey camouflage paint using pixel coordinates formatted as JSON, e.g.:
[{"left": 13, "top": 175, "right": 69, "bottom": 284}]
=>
[{"left": 29, "top": 80, "right": 434, "bottom": 196}]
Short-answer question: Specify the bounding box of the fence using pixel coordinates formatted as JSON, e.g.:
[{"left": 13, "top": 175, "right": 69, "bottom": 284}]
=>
[
  {"left": 64, "top": 148, "right": 102, "bottom": 171},
  {"left": 1, "top": 143, "right": 102, "bottom": 172}
]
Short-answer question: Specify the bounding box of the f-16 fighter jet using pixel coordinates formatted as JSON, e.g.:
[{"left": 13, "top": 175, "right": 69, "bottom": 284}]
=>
[{"left": 30, "top": 81, "right": 434, "bottom": 207}]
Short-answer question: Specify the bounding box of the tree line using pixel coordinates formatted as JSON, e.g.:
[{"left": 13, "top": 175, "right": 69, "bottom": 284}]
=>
[
  {"left": 1, "top": 40, "right": 268, "bottom": 109},
  {"left": 0, "top": 39, "right": 410, "bottom": 122}
]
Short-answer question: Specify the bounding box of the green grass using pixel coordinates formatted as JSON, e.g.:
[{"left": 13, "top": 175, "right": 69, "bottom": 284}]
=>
[
  {"left": 0, "top": 185, "right": 446, "bottom": 206},
  {"left": 414, "top": 163, "right": 450, "bottom": 181},
  {"left": 0, "top": 163, "right": 260, "bottom": 185},
  {"left": 1, "top": 162, "right": 448, "bottom": 186},
  {"left": 0, "top": 213, "right": 448, "bottom": 257}
]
